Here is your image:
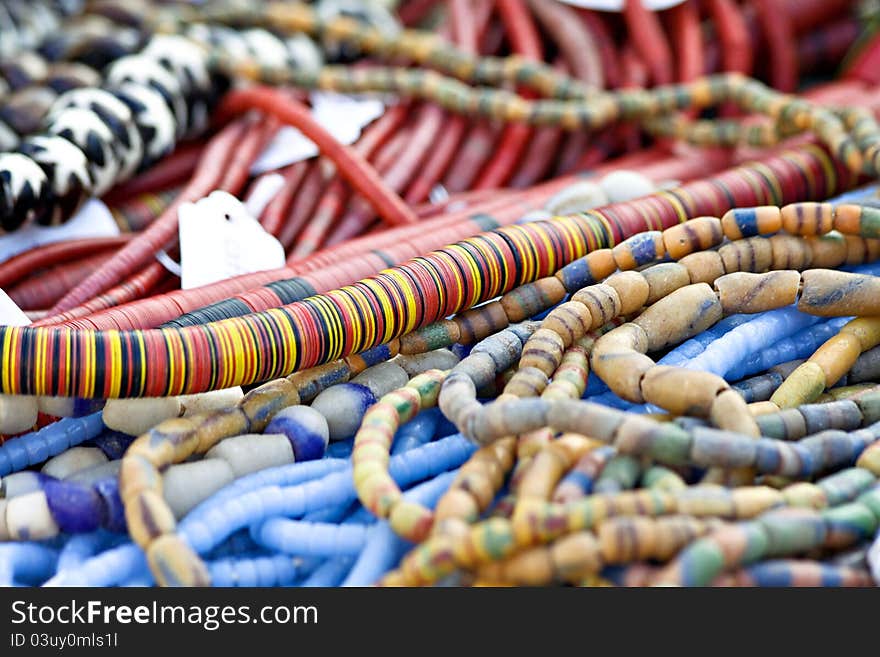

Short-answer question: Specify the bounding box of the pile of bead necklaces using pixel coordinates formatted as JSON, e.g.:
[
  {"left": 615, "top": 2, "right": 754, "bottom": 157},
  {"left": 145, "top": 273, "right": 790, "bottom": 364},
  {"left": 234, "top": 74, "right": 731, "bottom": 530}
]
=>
[{"left": 1, "top": 0, "right": 880, "bottom": 587}]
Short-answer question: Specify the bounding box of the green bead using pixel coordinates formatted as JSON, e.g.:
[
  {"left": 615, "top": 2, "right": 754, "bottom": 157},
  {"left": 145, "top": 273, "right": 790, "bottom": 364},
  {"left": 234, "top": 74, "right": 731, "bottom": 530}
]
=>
[{"left": 648, "top": 425, "right": 694, "bottom": 466}]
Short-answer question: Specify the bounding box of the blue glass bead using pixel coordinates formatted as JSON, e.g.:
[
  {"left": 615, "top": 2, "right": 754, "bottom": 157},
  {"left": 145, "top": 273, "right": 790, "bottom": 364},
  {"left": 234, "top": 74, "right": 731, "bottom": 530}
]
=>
[
  {"left": 93, "top": 478, "right": 126, "bottom": 534},
  {"left": 326, "top": 438, "right": 354, "bottom": 458},
  {"left": 57, "top": 530, "right": 122, "bottom": 572},
  {"left": 309, "top": 383, "right": 376, "bottom": 442},
  {"left": 265, "top": 405, "right": 330, "bottom": 461},
  {"left": 747, "top": 561, "right": 793, "bottom": 586},
  {"left": 0, "top": 412, "right": 104, "bottom": 477},
  {"left": 73, "top": 398, "right": 105, "bottom": 417},
  {"left": 43, "top": 478, "right": 105, "bottom": 533},
  {"left": 343, "top": 470, "right": 456, "bottom": 587},
  {"left": 391, "top": 408, "right": 440, "bottom": 454},
  {"left": 45, "top": 543, "right": 147, "bottom": 587},
  {"left": 89, "top": 430, "right": 136, "bottom": 459},
  {"left": 0, "top": 543, "right": 58, "bottom": 586},
  {"left": 557, "top": 258, "right": 597, "bottom": 292},
  {"left": 755, "top": 439, "right": 782, "bottom": 474},
  {"left": 300, "top": 556, "right": 354, "bottom": 587}
]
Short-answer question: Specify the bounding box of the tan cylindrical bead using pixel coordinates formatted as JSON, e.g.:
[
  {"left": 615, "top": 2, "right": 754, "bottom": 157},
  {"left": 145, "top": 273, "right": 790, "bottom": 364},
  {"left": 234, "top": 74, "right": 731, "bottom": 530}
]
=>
[
  {"left": 805, "top": 233, "right": 848, "bottom": 268},
  {"left": 500, "top": 277, "right": 566, "bottom": 322},
  {"left": 810, "top": 333, "right": 862, "bottom": 387},
  {"left": 709, "top": 389, "right": 760, "bottom": 436},
  {"left": 519, "top": 328, "right": 566, "bottom": 377},
  {"left": 633, "top": 283, "right": 723, "bottom": 351},
  {"left": 748, "top": 401, "right": 780, "bottom": 415},
  {"left": 479, "top": 546, "right": 554, "bottom": 585},
  {"left": 843, "top": 235, "right": 880, "bottom": 265},
  {"left": 839, "top": 317, "right": 880, "bottom": 351},
  {"left": 768, "top": 234, "right": 813, "bottom": 271},
  {"left": 571, "top": 284, "right": 622, "bottom": 329},
  {"left": 718, "top": 236, "right": 773, "bottom": 274},
  {"left": 591, "top": 355, "right": 655, "bottom": 404},
  {"left": 605, "top": 271, "right": 650, "bottom": 315},
  {"left": 679, "top": 251, "right": 725, "bottom": 285},
  {"left": 503, "top": 366, "right": 549, "bottom": 398},
  {"left": 661, "top": 216, "right": 724, "bottom": 259},
  {"left": 799, "top": 269, "right": 880, "bottom": 317},
  {"left": 714, "top": 270, "right": 801, "bottom": 314},
  {"left": 540, "top": 301, "right": 592, "bottom": 346},
  {"left": 769, "top": 361, "right": 826, "bottom": 409},
  {"left": 640, "top": 366, "right": 729, "bottom": 416},
  {"left": 125, "top": 489, "right": 177, "bottom": 547},
  {"left": 780, "top": 202, "right": 833, "bottom": 236},
  {"left": 551, "top": 532, "right": 603, "bottom": 581},
  {"left": 456, "top": 301, "right": 510, "bottom": 344},
  {"left": 641, "top": 262, "right": 691, "bottom": 304}
]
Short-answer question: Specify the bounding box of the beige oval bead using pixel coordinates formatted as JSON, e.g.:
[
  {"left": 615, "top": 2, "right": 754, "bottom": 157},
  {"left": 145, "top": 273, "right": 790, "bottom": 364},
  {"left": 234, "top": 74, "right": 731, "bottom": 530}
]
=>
[
  {"left": 103, "top": 397, "right": 183, "bottom": 436},
  {"left": 805, "top": 234, "right": 848, "bottom": 269},
  {"left": 768, "top": 233, "right": 813, "bottom": 271},
  {"left": 718, "top": 236, "right": 773, "bottom": 274},
  {"left": 641, "top": 262, "right": 690, "bottom": 304},
  {"left": 679, "top": 251, "right": 725, "bottom": 285},
  {"left": 799, "top": 269, "right": 880, "bottom": 317},
  {"left": 714, "top": 270, "right": 801, "bottom": 314},
  {"left": 0, "top": 394, "right": 38, "bottom": 434},
  {"left": 709, "top": 389, "right": 760, "bottom": 436},
  {"left": 551, "top": 531, "right": 602, "bottom": 581},
  {"left": 748, "top": 400, "right": 780, "bottom": 415},
  {"left": 591, "top": 327, "right": 655, "bottom": 403},
  {"left": 605, "top": 271, "right": 650, "bottom": 315},
  {"left": 37, "top": 396, "right": 78, "bottom": 418},
  {"left": 6, "top": 491, "right": 59, "bottom": 541},
  {"left": 633, "top": 283, "right": 723, "bottom": 351},
  {"left": 178, "top": 387, "right": 244, "bottom": 417},
  {"left": 662, "top": 216, "right": 724, "bottom": 259},
  {"left": 809, "top": 333, "right": 862, "bottom": 387},
  {"left": 540, "top": 301, "right": 592, "bottom": 346},
  {"left": 163, "top": 458, "right": 236, "bottom": 519},
  {"left": 780, "top": 202, "right": 833, "bottom": 236},
  {"left": 41, "top": 447, "right": 108, "bottom": 480},
  {"left": 769, "top": 361, "right": 826, "bottom": 409},
  {"left": 640, "top": 366, "right": 729, "bottom": 416},
  {"left": 571, "top": 284, "right": 622, "bottom": 329},
  {"left": 503, "top": 366, "right": 549, "bottom": 398},
  {"left": 520, "top": 328, "right": 566, "bottom": 377}
]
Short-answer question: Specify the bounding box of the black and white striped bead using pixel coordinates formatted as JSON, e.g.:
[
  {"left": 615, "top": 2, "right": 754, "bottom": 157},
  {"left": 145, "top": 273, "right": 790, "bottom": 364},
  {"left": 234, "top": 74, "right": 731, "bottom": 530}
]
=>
[
  {"left": 18, "top": 135, "right": 92, "bottom": 225},
  {"left": 0, "top": 153, "right": 52, "bottom": 231}
]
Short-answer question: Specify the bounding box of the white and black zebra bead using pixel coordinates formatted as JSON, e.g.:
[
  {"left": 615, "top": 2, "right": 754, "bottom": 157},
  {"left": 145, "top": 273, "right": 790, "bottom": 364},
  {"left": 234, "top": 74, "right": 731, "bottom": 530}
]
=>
[
  {"left": 142, "top": 35, "right": 212, "bottom": 137},
  {"left": 142, "top": 35, "right": 212, "bottom": 96},
  {"left": 111, "top": 81, "right": 176, "bottom": 168},
  {"left": 0, "top": 152, "right": 52, "bottom": 232},
  {"left": 104, "top": 55, "right": 187, "bottom": 140},
  {"left": 49, "top": 87, "right": 143, "bottom": 182},
  {"left": 47, "top": 106, "right": 119, "bottom": 196},
  {"left": 283, "top": 34, "right": 324, "bottom": 76},
  {"left": 18, "top": 134, "right": 92, "bottom": 225}
]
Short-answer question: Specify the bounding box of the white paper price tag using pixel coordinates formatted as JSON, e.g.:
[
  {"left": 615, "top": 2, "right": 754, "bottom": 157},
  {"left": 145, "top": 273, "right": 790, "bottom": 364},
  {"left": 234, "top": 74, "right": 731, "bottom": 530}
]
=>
[
  {"left": 250, "top": 91, "right": 385, "bottom": 175},
  {"left": 0, "top": 288, "right": 30, "bottom": 326},
  {"left": 0, "top": 198, "right": 120, "bottom": 264},
  {"left": 178, "top": 191, "right": 286, "bottom": 290}
]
